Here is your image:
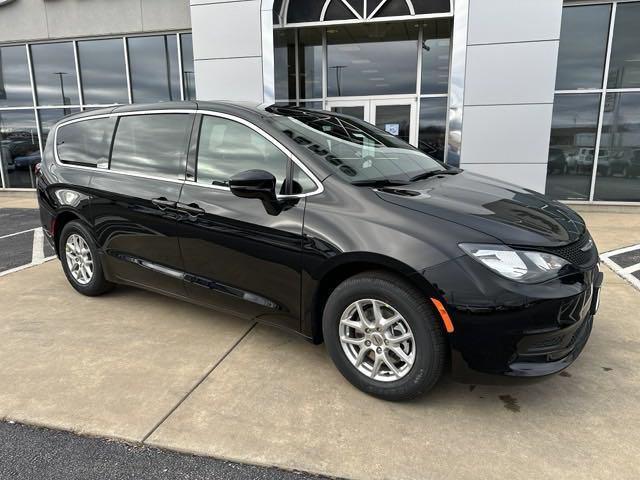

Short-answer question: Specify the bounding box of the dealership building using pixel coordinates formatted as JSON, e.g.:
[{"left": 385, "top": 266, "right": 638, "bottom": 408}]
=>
[{"left": 0, "top": 0, "right": 638, "bottom": 203}]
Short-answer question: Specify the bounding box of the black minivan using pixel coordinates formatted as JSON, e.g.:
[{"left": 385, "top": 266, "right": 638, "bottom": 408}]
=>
[{"left": 37, "top": 102, "right": 602, "bottom": 400}]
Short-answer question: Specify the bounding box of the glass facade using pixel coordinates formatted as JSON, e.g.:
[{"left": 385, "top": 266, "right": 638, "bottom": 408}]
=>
[
  {"left": 0, "top": 32, "right": 194, "bottom": 189},
  {"left": 273, "top": 19, "right": 451, "bottom": 162},
  {"left": 128, "top": 35, "right": 181, "bottom": 103},
  {"left": 549, "top": 1, "right": 640, "bottom": 203},
  {"left": 326, "top": 23, "right": 420, "bottom": 97}
]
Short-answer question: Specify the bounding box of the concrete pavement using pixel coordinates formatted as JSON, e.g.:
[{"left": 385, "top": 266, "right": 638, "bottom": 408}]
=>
[
  {"left": 0, "top": 191, "right": 38, "bottom": 210},
  {"left": 0, "top": 201, "right": 639, "bottom": 479}
]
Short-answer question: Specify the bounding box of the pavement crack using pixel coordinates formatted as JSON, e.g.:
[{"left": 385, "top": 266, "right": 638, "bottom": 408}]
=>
[{"left": 141, "top": 322, "right": 257, "bottom": 443}]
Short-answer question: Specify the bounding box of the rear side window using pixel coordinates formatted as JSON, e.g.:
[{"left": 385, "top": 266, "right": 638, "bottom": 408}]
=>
[
  {"left": 56, "top": 117, "right": 115, "bottom": 167},
  {"left": 110, "top": 113, "right": 193, "bottom": 179},
  {"left": 196, "top": 115, "right": 289, "bottom": 190}
]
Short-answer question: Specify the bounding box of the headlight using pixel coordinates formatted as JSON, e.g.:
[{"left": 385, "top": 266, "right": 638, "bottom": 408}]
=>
[{"left": 459, "top": 243, "right": 570, "bottom": 283}]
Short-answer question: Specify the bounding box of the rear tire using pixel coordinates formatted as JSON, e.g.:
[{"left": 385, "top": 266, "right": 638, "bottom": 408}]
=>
[
  {"left": 59, "top": 220, "right": 113, "bottom": 296},
  {"left": 322, "top": 271, "right": 446, "bottom": 401}
]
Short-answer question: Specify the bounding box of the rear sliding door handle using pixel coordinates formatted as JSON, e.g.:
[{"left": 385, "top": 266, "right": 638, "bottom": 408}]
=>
[
  {"left": 151, "top": 197, "right": 177, "bottom": 210},
  {"left": 177, "top": 202, "right": 205, "bottom": 216}
]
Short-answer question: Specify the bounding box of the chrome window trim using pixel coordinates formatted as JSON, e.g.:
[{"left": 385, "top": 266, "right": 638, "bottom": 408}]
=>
[
  {"left": 189, "top": 110, "right": 325, "bottom": 199},
  {"left": 52, "top": 108, "right": 325, "bottom": 198}
]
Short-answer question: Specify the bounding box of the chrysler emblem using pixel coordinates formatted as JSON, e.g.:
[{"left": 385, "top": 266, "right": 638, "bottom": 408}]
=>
[{"left": 581, "top": 238, "right": 594, "bottom": 252}]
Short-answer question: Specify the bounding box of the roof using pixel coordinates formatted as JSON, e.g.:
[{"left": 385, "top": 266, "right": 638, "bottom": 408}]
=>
[{"left": 55, "top": 100, "right": 270, "bottom": 126}]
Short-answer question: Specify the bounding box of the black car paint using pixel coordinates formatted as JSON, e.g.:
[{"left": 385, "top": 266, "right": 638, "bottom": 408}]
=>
[{"left": 37, "top": 101, "right": 601, "bottom": 380}]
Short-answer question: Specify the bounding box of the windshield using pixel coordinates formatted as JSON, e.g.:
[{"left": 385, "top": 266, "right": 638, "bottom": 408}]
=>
[{"left": 265, "top": 106, "right": 446, "bottom": 184}]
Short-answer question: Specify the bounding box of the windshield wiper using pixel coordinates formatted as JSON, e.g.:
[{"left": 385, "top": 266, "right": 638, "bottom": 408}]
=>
[
  {"left": 351, "top": 179, "right": 410, "bottom": 187},
  {"left": 409, "top": 168, "right": 461, "bottom": 182}
]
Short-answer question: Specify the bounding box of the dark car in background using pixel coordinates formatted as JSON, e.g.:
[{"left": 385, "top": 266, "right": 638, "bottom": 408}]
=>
[
  {"left": 14, "top": 151, "right": 42, "bottom": 170},
  {"left": 37, "top": 102, "right": 602, "bottom": 400}
]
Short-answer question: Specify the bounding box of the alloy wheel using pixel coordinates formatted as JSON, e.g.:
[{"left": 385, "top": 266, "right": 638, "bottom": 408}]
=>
[
  {"left": 338, "top": 299, "right": 416, "bottom": 382},
  {"left": 65, "top": 233, "right": 94, "bottom": 285}
]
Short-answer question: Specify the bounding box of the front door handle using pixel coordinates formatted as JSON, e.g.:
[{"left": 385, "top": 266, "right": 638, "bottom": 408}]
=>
[
  {"left": 151, "top": 197, "right": 177, "bottom": 210},
  {"left": 177, "top": 202, "right": 205, "bottom": 216}
]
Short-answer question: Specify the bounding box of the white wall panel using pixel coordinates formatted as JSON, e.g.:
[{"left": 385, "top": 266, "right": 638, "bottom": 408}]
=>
[
  {"left": 461, "top": 104, "right": 554, "bottom": 165},
  {"left": 462, "top": 163, "right": 548, "bottom": 193},
  {"left": 194, "top": 57, "right": 264, "bottom": 102},
  {"left": 191, "top": 1, "right": 262, "bottom": 60},
  {"left": 468, "top": 0, "right": 562, "bottom": 45},
  {"left": 465, "top": 41, "right": 559, "bottom": 106},
  {"left": 142, "top": 0, "right": 191, "bottom": 31},
  {"left": 0, "top": 0, "right": 48, "bottom": 43},
  {"left": 45, "top": 0, "right": 143, "bottom": 38}
]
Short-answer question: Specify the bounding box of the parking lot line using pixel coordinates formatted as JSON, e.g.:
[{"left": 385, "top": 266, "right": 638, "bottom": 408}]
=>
[
  {"left": 0, "top": 227, "right": 39, "bottom": 240},
  {"left": 32, "top": 227, "right": 45, "bottom": 264},
  {"left": 601, "top": 244, "right": 640, "bottom": 291},
  {"left": 0, "top": 226, "right": 56, "bottom": 277}
]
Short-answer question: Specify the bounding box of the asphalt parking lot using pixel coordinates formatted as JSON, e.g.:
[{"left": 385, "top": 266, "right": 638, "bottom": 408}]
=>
[
  {"left": 1, "top": 193, "right": 639, "bottom": 480},
  {"left": 0, "top": 421, "right": 328, "bottom": 480},
  {"left": 0, "top": 208, "right": 55, "bottom": 275}
]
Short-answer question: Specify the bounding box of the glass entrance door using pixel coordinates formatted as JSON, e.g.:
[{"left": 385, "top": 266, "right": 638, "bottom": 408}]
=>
[{"left": 327, "top": 98, "right": 417, "bottom": 146}]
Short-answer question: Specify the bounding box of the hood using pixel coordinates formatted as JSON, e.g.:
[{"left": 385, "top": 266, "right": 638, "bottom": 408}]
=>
[{"left": 375, "top": 171, "right": 586, "bottom": 247}]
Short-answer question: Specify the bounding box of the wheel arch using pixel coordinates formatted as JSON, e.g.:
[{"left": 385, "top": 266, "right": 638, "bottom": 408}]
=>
[
  {"left": 53, "top": 210, "right": 88, "bottom": 255},
  {"left": 308, "top": 253, "right": 439, "bottom": 344}
]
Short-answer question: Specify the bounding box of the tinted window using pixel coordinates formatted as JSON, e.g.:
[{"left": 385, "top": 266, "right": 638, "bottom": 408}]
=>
[
  {"left": 556, "top": 5, "right": 611, "bottom": 90},
  {"left": 0, "top": 45, "right": 32, "bottom": 107},
  {"left": 181, "top": 34, "right": 196, "bottom": 101},
  {"left": 292, "top": 163, "right": 317, "bottom": 194},
  {"left": 57, "top": 117, "right": 115, "bottom": 168},
  {"left": 0, "top": 110, "right": 39, "bottom": 188},
  {"left": 128, "top": 35, "right": 181, "bottom": 103},
  {"left": 421, "top": 20, "right": 451, "bottom": 95},
  {"left": 299, "top": 29, "right": 323, "bottom": 99},
  {"left": 608, "top": 2, "right": 640, "bottom": 89},
  {"left": 546, "top": 94, "right": 601, "bottom": 201},
  {"left": 594, "top": 92, "right": 640, "bottom": 202},
  {"left": 197, "top": 116, "right": 289, "bottom": 191},
  {"left": 418, "top": 97, "right": 448, "bottom": 161},
  {"left": 326, "top": 23, "right": 419, "bottom": 96},
  {"left": 274, "top": 29, "right": 296, "bottom": 101},
  {"left": 110, "top": 114, "right": 192, "bottom": 178},
  {"left": 268, "top": 106, "right": 443, "bottom": 184},
  {"left": 31, "top": 42, "right": 80, "bottom": 106},
  {"left": 78, "top": 39, "right": 128, "bottom": 105},
  {"left": 40, "top": 108, "right": 81, "bottom": 154}
]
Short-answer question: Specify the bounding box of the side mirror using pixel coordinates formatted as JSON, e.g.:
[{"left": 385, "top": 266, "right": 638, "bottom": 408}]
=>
[{"left": 229, "top": 169, "right": 282, "bottom": 215}]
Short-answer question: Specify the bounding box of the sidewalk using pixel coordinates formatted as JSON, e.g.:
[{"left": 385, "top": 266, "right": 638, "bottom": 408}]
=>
[
  {"left": 0, "top": 200, "right": 639, "bottom": 479},
  {"left": 0, "top": 191, "right": 38, "bottom": 209}
]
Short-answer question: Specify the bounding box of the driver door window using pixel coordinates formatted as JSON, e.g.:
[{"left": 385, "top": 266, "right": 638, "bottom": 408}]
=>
[{"left": 196, "top": 116, "right": 289, "bottom": 192}]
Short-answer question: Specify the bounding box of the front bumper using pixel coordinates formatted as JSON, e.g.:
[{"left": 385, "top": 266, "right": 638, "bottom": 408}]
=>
[{"left": 423, "top": 255, "right": 603, "bottom": 380}]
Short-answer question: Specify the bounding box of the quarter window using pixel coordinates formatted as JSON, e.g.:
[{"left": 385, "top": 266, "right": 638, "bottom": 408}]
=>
[
  {"left": 196, "top": 116, "right": 289, "bottom": 191},
  {"left": 56, "top": 117, "right": 115, "bottom": 168},
  {"left": 110, "top": 114, "right": 192, "bottom": 178},
  {"left": 292, "top": 164, "right": 317, "bottom": 194}
]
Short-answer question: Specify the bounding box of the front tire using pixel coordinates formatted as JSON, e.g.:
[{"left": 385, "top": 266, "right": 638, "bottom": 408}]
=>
[
  {"left": 322, "top": 271, "right": 446, "bottom": 401},
  {"left": 59, "top": 220, "right": 113, "bottom": 296}
]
